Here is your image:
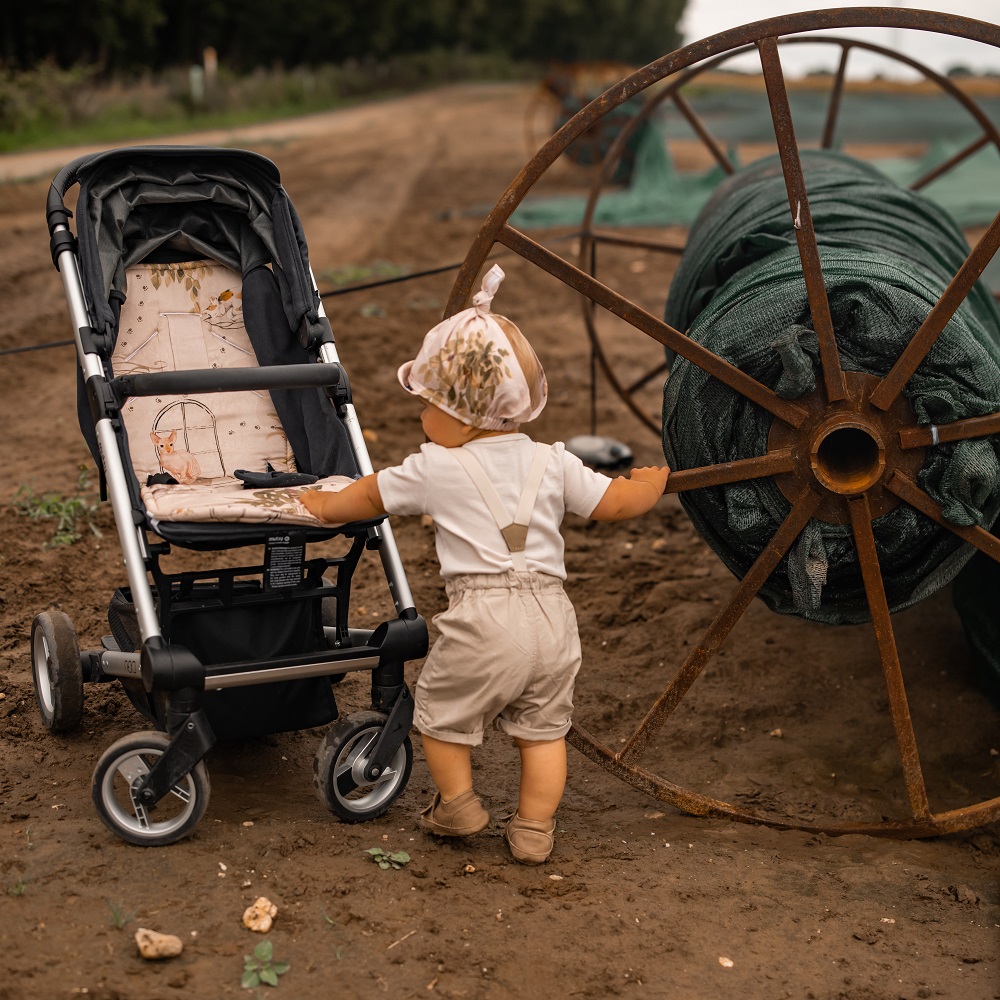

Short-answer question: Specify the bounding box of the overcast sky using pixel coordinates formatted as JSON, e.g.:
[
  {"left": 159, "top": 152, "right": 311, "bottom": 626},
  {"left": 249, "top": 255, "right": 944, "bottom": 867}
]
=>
[{"left": 678, "top": 2, "right": 1000, "bottom": 78}]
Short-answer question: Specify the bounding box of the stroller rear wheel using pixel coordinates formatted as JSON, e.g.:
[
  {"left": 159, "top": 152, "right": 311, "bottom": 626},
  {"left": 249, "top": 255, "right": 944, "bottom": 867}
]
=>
[
  {"left": 31, "top": 611, "right": 83, "bottom": 733},
  {"left": 314, "top": 711, "right": 412, "bottom": 822},
  {"left": 92, "top": 731, "right": 210, "bottom": 846}
]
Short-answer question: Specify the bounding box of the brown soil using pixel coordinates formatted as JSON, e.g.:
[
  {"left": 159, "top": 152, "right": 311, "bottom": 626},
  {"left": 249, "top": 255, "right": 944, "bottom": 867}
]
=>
[{"left": 1, "top": 82, "right": 998, "bottom": 1000}]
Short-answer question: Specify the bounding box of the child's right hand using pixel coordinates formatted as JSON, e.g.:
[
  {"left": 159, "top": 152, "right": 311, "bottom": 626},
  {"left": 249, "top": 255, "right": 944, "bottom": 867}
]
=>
[{"left": 628, "top": 465, "right": 670, "bottom": 496}]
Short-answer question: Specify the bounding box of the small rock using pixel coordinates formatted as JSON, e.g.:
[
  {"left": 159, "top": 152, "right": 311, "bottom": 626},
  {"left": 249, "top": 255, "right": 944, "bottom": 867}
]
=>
[
  {"left": 243, "top": 896, "right": 278, "bottom": 933},
  {"left": 463, "top": 864, "right": 476, "bottom": 874},
  {"left": 651, "top": 538, "right": 668, "bottom": 552},
  {"left": 135, "top": 928, "right": 183, "bottom": 960},
  {"left": 362, "top": 428, "right": 379, "bottom": 443},
  {"left": 769, "top": 728, "right": 783, "bottom": 738},
  {"left": 420, "top": 514, "right": 434, "bottom": 529},
  {"left": 718, "top": 956, "right": 734, "bottom": 968}
]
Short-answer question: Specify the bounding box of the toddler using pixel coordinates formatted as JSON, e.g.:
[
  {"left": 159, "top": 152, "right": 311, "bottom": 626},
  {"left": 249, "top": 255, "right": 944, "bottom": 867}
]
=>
[{"left": 301, "top": 265, "right": 669, "bottom": 864}]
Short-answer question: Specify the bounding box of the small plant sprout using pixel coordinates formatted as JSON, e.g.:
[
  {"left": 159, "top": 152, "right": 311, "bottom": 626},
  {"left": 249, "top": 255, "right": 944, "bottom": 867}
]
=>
[
  {"left": 242, "top": 939, "right": 289, "bottom": 989},
  {"left": 365, "top": 846, "right": 411, "bottom": 870},
  {"left": 106, "top": 900, "right": 136, "bottom": 929},
  {"left": 14, "top": 465, "right": 102, "bottom": 548},
  {"left": 24, "top": 826, "right": 34, "bottom": 849},
  {"left": 9, "top": 877, "right": 29, "bottom": 897}
]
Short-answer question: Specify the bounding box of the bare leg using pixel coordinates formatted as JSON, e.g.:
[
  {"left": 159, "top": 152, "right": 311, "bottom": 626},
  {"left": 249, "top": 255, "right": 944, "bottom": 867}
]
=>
[
  {"left": 421, "top": 734, "right": 474, "bottom": 801},
  {"left": 514, "top": 736, "right": 566, "bottom": 822}
]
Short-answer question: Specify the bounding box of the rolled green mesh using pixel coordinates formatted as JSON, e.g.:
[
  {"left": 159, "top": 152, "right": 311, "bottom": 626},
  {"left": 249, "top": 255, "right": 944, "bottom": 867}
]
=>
[{"left": 661, "top": 150, "right": 1000, "bottom": 626}]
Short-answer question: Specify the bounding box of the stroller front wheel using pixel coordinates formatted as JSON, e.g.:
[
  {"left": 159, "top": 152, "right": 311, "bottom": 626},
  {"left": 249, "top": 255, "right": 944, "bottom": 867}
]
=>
[
  {"left": 31, "top": 611, "right": 83, "bottom": 733},
  {"left": 314, "top": 712, "right": 412, "bottom": 822},
  {"left": 92, "top": 731, "right": 210, "bottom": 846}
]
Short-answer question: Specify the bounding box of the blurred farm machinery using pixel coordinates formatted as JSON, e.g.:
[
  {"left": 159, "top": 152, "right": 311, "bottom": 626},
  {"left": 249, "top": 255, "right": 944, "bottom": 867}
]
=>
[{"left": 449, "top": 8, "right": 1000, "bottom": 837}]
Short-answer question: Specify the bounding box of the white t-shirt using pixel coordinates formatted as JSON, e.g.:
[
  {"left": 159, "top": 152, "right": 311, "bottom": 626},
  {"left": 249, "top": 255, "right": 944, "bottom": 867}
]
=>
[{"left": 377, "top": 435, "right": 612, "bottom": 579}]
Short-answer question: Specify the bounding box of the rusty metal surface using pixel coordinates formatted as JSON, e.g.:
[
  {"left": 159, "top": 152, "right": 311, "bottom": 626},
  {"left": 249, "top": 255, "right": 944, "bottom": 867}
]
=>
[{"left": 446, "top": 9, "right": 1000, "bottom": 837}]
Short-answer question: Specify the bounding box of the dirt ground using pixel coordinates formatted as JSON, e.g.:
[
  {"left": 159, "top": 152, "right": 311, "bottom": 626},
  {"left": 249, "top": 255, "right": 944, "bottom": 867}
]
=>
[{"left": 0, "top": 82, "right": 998, "bottom": 1000}]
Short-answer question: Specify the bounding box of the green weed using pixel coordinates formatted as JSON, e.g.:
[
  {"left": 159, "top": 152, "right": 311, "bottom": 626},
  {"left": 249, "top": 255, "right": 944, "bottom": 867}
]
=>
[
  {"left": 106, "top": 900, "right": 136, "bottom": 929},
  {"left": 242, "top": 939, "right": 289, "bottom": 989},
  {"left": 14, "top": 465, "right": 102, "bottom": 548},
  {"left": 365, "top": 846, "right": 411, "bottom": 870},
  {"left": 9, "top": 878, "right": 29, "bottom": 896}
]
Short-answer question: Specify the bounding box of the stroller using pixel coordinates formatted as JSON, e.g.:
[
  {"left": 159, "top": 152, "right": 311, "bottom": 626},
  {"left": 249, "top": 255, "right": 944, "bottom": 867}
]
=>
[{"left": 32, "top": 146, "right": 427, "bottom": 846}]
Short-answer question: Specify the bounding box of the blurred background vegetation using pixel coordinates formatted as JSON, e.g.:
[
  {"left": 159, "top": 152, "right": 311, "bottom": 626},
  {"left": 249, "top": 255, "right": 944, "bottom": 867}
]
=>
[{"left": 0, "top": 0, "right": 687, "bottom": 151}]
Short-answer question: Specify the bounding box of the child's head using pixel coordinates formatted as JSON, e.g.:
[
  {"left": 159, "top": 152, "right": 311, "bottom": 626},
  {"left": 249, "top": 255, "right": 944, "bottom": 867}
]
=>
[{"left": 397, "top": 265, "right": 547, "bottom": 432}]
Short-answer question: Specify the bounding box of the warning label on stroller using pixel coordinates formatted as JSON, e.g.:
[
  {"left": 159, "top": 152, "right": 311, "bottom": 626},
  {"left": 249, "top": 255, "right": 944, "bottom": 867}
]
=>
[{"left": 264, "top": 533, "right": 306, "bottom": 590}]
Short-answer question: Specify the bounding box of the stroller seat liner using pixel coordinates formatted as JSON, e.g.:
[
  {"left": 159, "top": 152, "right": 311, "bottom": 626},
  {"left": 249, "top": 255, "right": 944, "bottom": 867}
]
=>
[
  {"left": 141, "top": 474, "right": 353, "bottom": 525},
  {"left": 113, "top": 259, "right": 355, "bottom": 527},
  {"left": 114, "top": 259, "right": 298, "bottom": 485}
]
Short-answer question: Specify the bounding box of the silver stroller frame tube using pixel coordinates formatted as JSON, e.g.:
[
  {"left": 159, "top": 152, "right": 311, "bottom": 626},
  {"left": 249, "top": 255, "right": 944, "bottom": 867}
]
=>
[
  {"left": 313, "top": 281, "right": 416, "bottom": 617},
  {"left": 52, "top": 225, "right": 163, "bottom": 643}
]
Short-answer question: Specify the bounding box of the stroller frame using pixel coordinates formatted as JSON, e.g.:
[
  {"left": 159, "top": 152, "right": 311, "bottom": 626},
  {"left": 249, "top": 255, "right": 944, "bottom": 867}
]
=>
[{"left": 35, "top": 147, "right": 428, "bottom": 845}]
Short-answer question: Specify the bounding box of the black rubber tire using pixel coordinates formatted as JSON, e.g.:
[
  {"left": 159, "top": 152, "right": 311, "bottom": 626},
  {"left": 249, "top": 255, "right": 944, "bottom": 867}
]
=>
[
  {"left": 30, "top": 610, "right": 83, "bottom": 733},
  {"left": 91, "top": 731, "right": 210, "bottom": 846},
  {"left": 314, "top": 711, "right": 412, "bottom": 822}
]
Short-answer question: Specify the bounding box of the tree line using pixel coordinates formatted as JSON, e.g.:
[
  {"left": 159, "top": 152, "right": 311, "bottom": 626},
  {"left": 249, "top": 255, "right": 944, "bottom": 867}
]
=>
[{"left": 2, "top": 0, "right": 687, "bottom": 75}]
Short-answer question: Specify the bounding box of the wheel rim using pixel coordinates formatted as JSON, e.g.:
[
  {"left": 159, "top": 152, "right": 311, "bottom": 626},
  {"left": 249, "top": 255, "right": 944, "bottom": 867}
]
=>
[
  {"left": 32, "top": 628, "right": 54, "bottom": 715},
  {"left": 445, "top": 10, "right": 1000, "bottom": 837},
  {"left": 99, "top": 747, "right": 199, "bottom": 839},
  {"left": 331, "top": 726, "right": 407, "bottom": 814},
  {"left": 575, "top": 34, "right": 1000, "bottom": 434}
]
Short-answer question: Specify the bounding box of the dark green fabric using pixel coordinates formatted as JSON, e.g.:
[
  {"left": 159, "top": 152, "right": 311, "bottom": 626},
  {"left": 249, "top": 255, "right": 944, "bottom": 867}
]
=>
[{"left": 662, "top": 150, "right": 1000, "bottom": 625}]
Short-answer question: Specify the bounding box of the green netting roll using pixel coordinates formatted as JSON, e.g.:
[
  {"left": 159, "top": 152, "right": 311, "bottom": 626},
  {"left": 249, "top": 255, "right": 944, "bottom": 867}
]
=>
[{"left": 662, "top": 150, "right": 1000, "bottom": 625}]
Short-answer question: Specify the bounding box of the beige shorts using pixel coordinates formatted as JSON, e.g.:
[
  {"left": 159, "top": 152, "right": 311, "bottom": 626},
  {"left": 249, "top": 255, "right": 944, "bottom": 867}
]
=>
[{"left": 414, "top": 571, "right": 582, "bottom": 746}]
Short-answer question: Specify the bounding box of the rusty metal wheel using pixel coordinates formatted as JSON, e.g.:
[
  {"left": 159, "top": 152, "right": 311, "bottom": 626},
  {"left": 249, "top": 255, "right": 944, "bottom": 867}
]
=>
[
  {"left": 446, "top": 9, "right": 1000, "bottom": 837},
  {"left": 576, "top": 28, "right": 1000, "bottom": 434}
]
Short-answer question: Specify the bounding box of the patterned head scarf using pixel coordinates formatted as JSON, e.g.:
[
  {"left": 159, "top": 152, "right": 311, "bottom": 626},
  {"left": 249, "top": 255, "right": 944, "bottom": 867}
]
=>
[{"left": 397, "top": 265, "right": 548, "bottom": 430}]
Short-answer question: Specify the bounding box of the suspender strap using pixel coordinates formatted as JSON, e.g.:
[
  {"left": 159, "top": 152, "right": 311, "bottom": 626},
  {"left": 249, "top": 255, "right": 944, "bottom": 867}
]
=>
[{"left": 451, "top": 443, "right": 552, "bottom": 572}]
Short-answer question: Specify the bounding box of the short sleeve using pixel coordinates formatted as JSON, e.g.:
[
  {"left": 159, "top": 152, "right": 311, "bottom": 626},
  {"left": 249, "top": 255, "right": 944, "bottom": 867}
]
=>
[
  {"left": 376, "top": 450, "right": 431, "bottom": 517},
  {"left": 559, "top": 446, "right": 613, "bottom": 518}
]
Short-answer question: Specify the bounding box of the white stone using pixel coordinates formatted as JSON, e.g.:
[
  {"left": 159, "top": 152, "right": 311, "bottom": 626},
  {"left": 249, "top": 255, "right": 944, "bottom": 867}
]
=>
[
  {"left": 242, "top": 896, "right": 277, "bottom": 933},
  {"left": 135, "top": 928, "right": 183, "bottom": 959}
]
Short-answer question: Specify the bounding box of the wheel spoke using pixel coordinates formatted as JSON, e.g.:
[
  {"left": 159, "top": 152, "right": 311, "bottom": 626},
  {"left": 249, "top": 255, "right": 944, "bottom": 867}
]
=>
[
  {"left": 820, "top": 44, "right": 851, "bottom": 149},
  {"left": 664, "top": 449, "right": 794, "bottom": 494},
  {"left": 886, "top": 471, "right": 1000, "bottom": 561},
  {"left": 618, "top": 487, "right": 821, "bottom": 764},
  {"left": 870, "top": 209, "right": 1000, "bottom": 411},
  {"left": 899, "top": 411, "right": 1000, "bottom": 449},
  {"left": 498, "top": 223, "right": 809, "bottom": 428},
  {"left": 846, "top": 494, "right": 931, "bottom": 821},
  {"left": 625, "top": 361, "right": 669, "bottom": 394},
  {"left": 670, "top": 91, "right": 734, "bottom": 175},
  {"left": 910, "top": 133, "right": 990, "bottom": 192},
  {"left": 758, "top": 36, "right": 848, "bottom": 404}
]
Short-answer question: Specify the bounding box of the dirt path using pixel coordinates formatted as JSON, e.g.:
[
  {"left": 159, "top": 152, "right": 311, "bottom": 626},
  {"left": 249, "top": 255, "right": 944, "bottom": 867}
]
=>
[{"left": 0, "top": 82, "right": 997, "bottom": 1000}]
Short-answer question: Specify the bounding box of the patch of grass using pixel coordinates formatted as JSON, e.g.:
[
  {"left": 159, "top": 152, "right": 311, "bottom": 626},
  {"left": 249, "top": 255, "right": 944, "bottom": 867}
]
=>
[
  {"left": 10, "top": 877, "right": 30, "bottom": 897},
  {"left": 13, "top": 465, "right": 102, "bottom": 548},
  {"left": 242, "top": 939, "right": 289, "bottom": 989},
  {"left": 317, "top": 260, "right": 412, "bottom": 288},
  {"left": 106, "top": 900, "right": 136, "bottom": 929}
]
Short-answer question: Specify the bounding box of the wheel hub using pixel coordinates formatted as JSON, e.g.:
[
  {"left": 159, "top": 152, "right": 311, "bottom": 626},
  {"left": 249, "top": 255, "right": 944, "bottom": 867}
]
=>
[
  {"left": 769, "top": 371, "right": 926, "bottom": 525},
  {"left": 810, "top": 418, "right": 884, "bottom": 495}
]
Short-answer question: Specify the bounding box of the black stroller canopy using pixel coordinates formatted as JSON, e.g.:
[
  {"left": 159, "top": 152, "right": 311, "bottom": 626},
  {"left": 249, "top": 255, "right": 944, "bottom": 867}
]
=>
[{"left": 51, "top": 146, "right": 320, "bottom": 344}]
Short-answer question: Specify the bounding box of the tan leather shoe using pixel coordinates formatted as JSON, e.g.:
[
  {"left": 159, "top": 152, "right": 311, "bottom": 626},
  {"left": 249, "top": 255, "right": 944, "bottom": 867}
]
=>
[
  {"left": 505, "top": 812, "right": 556, "bottom": 864},
  {"left": 418, "top": 789, "right": 490, "bottom": 837}
]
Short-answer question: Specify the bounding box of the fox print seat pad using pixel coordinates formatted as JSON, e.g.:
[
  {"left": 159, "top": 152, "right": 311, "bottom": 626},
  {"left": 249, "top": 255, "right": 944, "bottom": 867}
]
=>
[{"left": 113, "top": 260, "right": 345, "bottom": 526}]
